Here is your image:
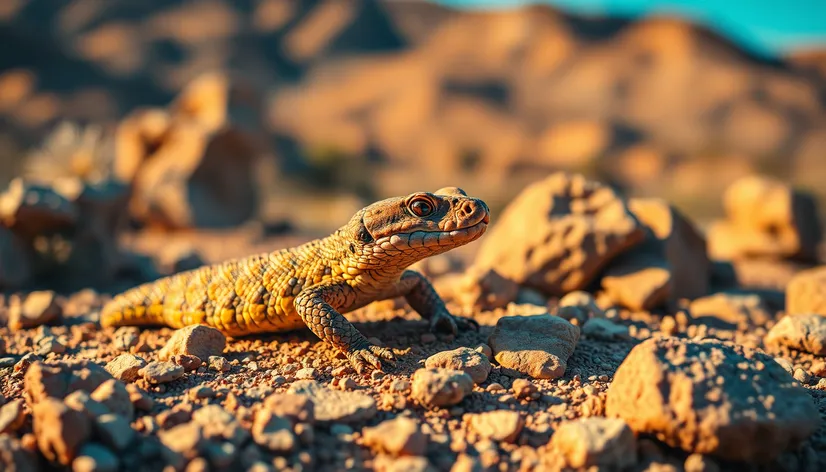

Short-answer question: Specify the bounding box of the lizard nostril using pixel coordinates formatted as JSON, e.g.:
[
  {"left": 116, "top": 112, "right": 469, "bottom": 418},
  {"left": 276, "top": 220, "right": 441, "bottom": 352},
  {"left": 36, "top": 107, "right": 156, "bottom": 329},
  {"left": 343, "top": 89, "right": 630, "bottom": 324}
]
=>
[{"left": 460, "top": 201, "right": 474, "bottom": 216}]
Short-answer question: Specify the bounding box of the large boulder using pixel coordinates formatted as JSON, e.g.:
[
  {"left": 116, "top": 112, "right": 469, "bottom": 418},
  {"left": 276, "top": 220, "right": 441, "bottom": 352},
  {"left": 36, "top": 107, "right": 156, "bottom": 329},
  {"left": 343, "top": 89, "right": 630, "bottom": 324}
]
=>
[
  {"left": 474, "top": 173, "right": 645, "bottom": 296},
  {"left": 606, "top": 337, "right": 819, "bottom": 462},
  {"left": 708, "top": 176, "right": 821, "bottom": 262}
]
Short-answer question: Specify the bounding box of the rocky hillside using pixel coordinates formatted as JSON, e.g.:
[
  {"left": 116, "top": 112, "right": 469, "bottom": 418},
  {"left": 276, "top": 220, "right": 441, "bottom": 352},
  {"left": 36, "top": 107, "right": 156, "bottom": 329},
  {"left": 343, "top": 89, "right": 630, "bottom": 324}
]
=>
[{"left": 2, "top": 0, "right": 826, "bottom": 222}]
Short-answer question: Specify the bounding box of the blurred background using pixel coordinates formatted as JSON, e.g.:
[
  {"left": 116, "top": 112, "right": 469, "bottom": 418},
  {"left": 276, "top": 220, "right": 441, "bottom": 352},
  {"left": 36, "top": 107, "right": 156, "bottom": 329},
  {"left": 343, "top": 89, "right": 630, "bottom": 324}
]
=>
[{"left": 1, "top": 0, "right": 825, "bottom": 290}]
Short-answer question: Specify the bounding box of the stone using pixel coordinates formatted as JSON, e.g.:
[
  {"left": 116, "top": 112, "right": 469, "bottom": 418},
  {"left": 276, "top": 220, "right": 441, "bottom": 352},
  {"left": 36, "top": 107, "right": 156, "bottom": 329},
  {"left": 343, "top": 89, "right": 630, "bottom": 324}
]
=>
[
  {"left": 787, "top": 266, "right": 826, "bottom": 315},
  {"left": 251, "top": 410, "right": 296, "bottom": 454},
  {"left": 112, "top": 327, "right": 139, "bottom": 352},
  {"left": 511, "top": 379, "right": 538, "bottom": 400},
  {"left": 362, "top": 416, "right": 427, "bottom": 456},
  {"left": 550, "top": 417, "right": 637, "bottom": 469},
  {"left": 487, "top": 312, "right": 580, "bottom": 379},
  {"left": 33, "top": 397, "right": 92, "bottom": 465},
  {"left": 0, "top": 434, "right": 39, "bottom": 471},
  {"left": 191, "top": 405, "right": 249, "bottom": 446},
  {"left": 90, "top": 380, "right": 133, "bottom": 420},
  {"left": 139, "top": 362, "right": 184, "bottom": 384},
  {"left": 287, "top": 380, "right": 375, "bottom": 423},
  {"left": 0, "top": 399, "right": 25, "bottom": 434},
  {"left": 295, "top": 368, "right": 316, "bottom": 380},
  {"left": 582, "top": 318, "right": 631, "bottom": 341},
  {"left": 72, "top": 443, "right": 119, "bottom": 472},
  {"left": 24, "top": 361, "right": 113, "bottom": 405},
  {"left": 64, "top": 391, "right": 109, "bottom": 419},
  {"left": 8, "top": 291, "right": 62, "bottom": 331},
  {"left": 474, "top": 173, "right": 645, "bottom": 296},
  {"left": 689, "top": 293, "right": 773, "bottom": 329},
  {"left": 0, "top": 178, "right": 77, "bottom": 238},
  {"left": 170, "top": 354, "right": 202, "bottom": 372},
  {"left": 601, "top": 249, "right": 672, "bottom": 311},
  {"left": 628, "top": 198, "right": 710, "bottom": 300},
  {"left": 261, "top": 393, "right": 314, "bottom": 424},
  {"left": 606, "top": 337, "right": 820, "bottom": 462},
  {"left": 208, "top": 356, "right": 231, "bottom": 372},
  {"left": 765, "top": 314, "right": 826, "bottom": 355},
  {"left": 454, "top": 267, "right": 519, "bottom": 312},
  {"left": 104, "top": 354, "right": 146, "bottom": 382},
  {"left": 558, "top": 291, "right": 604, "bottom": 319},
  {"left": 158, "top": 422, "right": 203, "bottom": 462},
  {"left": 158, "top": 325, "right": 226, "bottom": 362},
  {"left": 410, "top": 368, "right": 474, "bottom": 409},
  {"left": 708, "top": 175, "right": 821, "bottom": 262},
  {"left": 94, "top": 413, "right": 135, "bottom": 451},
  {"left": 468, "top": 410, "right": 524, "bottom": 443},
  {"left": 425, "top": 347, "right": 491, "bottom": 384}
]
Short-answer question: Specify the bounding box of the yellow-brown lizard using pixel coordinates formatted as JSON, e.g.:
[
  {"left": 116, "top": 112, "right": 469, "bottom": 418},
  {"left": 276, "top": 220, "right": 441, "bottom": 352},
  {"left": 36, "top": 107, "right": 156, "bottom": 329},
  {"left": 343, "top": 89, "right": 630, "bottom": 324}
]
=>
[{"left": 101, "top": 187, "right": 489, "bottom": 372}]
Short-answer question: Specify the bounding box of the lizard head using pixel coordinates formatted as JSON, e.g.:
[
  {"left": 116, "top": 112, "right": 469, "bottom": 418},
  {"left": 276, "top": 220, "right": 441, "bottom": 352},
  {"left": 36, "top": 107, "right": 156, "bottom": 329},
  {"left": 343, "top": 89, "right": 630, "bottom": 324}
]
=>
[{"left": 341, "top": 187, "right": 490, "bottom": 270}]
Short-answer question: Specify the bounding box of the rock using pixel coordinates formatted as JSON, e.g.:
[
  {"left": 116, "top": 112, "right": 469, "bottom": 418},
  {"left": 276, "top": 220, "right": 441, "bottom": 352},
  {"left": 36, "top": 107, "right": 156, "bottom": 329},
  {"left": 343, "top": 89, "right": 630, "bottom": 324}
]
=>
[
  {"left": 90, "top": 379, "right": 133, "bottom": 420},
  {"left": 169, "top": 354, "right": 201, "bottom": 372},
  {"left": 550, "top": 417, "right": 637, "bottom": 469},
  {"left": 425, "top": 347, "right": 491, "bottom": 384},
  {"left": 362, "top": 417, "right": 427, "bottom": 456},
  {"left": 208, "top": 356, "right": 231, "bottom": 372},
  {"left": 454, "top": 267, "right": 519, "bottom": 312},
  {"left": 72, "top": 443, "right": 119, "bottom": 472},
  {"left": 376, "top": 456, "right": 436, "bottom": 472},
  {"left": 600, "top": 249, "right": 672, "bottom": 311},
  {"left": 125, "top": 384, "right": 154, "bottom": 412},
  {"left": 410, "top": 369, "right": 474, "bottom": 409},
  {"left": 0, "top": 434, "right": 39, "bottom": 472},
  {"left": 94, "top": 413, "right": 135, "bottom": 451},
  {"left": 511, "top": 379, "right": 539, "bottom": 400},
  {"left": 787, "top": 266, "right": 826, "bottom": 315},
  {"left": 487, "top": 312, "right": 580, "bottom": 379},
  {"left": 295, "top": 368, "right": 316, "bottom": 380},
  {"left": 468, "top": 410, "right": 524, "bottom": 443},
  {"left": 112, "top": 327, "right": 139, "bottom": 352},
  {"left": 689, "top": 293, "right": 773, "bottom": 329},
  {"left": 606, "top": 337, "right": 820, "bottom": 462},
  {"left": 683, "top": 454, "right": 720, "bottom": 472},
  {"left": 251, "top": 410, "right": 296, "bottom": 453},
  {"left": 628, "top": 198, "right": 710, "bottom": 300},
  {"left": 765, "top": 314, "right": 826, "bottom": 355},
  {"left": 582, "top": 318, "right": 631, "bottom": 341},
  {"left": 191, "top": 405, "right": 248, "bottom": 446},
  {"left": 158, "top": 422, "right": 203, "bottom": 462},
  {"left": 0, "top": 178, "right": 77, "bottom": 238},
  {"left": 0, "top": 227, "right": 33, "bottom": 289},
  {"left": 0, "top": 399, "right": 25, "bottom": 434},
  {"left": 558, "top": 291, "right": 604, "bottom": 319},
  {"left": 474, "top": 173, "right": 645, "bottom": 296},
  {"left": 119, "top": 97, "right": 260, "bottom": 229},
  {"left": 32, "top": 397, "right": 92, "bottom": 465},
  {"left": 261, "top": 393, "right": 314, "bottom": 424},
  {"left": 24, "top": 361, "right": 113, "bottom": 405},
  {"left": 8, "top": 291, "right": 62, "bottom": 331},
  {"left": 64, "top": 391, "right": 109, "bottom": 419},
  {"left": 139, "top": 362, "right": 184, "bottom": 384},
  {"left": 708, "top": 175, "right": 821, "bottom": 262},
  {"left": 158, "top": 325, "right": 226, "bottom": 363},
  {"left": 104, "top": 354, "right": 146, "bottom": 382},
  {"left": 287, "top": 380, "right": 375, "bottom": 423}
]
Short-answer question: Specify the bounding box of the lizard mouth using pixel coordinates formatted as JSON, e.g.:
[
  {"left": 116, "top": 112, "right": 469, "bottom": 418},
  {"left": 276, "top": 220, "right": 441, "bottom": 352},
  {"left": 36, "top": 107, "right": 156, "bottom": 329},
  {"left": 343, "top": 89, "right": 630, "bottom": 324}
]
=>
[{"left": 378, "top": 219, "right": 488, "bottom": 251}]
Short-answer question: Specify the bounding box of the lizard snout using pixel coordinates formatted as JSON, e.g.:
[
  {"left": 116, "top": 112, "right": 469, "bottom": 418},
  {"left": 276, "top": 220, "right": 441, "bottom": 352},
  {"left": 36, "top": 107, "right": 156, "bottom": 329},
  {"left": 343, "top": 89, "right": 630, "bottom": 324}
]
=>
[{"left": 457, "top": 198, "right": 490, "bottom": 227}]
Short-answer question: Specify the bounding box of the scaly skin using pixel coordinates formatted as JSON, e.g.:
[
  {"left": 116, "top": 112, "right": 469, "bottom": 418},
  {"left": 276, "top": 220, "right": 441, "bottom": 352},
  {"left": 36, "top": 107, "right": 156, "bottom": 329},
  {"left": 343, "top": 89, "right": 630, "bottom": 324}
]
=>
[{"left": 101, "top": 187, "right": 490, "bottom": 372}]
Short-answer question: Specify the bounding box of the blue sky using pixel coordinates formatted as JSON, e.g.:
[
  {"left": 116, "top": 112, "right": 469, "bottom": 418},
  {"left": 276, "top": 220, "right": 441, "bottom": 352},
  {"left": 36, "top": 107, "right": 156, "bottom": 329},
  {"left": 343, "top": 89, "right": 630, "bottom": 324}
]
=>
[{"left": 436, "top": 0, "right": 826, "bottom": 56}]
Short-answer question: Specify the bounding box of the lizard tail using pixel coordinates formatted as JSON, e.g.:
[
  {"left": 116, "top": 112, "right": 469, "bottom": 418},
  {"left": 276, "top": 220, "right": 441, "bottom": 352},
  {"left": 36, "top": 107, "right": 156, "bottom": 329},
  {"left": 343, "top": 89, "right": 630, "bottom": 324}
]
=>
[{"left": 100, "top": 278, "right": 176, "bottom": 328}]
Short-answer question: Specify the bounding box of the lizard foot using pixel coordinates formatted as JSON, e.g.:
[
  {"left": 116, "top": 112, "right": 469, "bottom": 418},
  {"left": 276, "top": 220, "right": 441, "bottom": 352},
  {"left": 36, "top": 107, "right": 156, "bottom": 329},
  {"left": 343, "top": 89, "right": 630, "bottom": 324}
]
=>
[
  {"left": 346, "top": 342, "right": 396, "bottom": 374},
  {"left": 429, "top": 310, "right": 479, "bottom": 335}
]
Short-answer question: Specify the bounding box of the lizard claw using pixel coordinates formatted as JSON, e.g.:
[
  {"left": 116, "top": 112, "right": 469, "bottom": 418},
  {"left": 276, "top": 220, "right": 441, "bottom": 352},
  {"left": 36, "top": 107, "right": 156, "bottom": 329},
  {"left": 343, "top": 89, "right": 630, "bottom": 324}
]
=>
[
  {"left": 430, "top": 310, "right": 479, "bottom": 335},
  {"left": 347, "top": 342, "right": 396, "bottom": 374}
]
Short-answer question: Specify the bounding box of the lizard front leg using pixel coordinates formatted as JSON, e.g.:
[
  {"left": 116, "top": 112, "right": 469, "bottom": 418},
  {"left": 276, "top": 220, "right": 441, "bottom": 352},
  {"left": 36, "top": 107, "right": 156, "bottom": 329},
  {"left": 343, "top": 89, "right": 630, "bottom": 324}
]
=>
[
  {"left": 392, "top": 270, "right": 479, "bottom": 335},
  {"left": 294, "top": 283, "right": 395, "bottom": 373}
]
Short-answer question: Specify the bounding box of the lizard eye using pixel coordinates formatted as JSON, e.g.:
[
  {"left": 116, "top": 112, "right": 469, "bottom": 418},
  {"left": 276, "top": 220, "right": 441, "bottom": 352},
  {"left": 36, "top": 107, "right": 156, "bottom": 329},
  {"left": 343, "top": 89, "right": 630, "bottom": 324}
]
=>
[{"left": 409, "top": 198, "right": 433, "bottom": 217}]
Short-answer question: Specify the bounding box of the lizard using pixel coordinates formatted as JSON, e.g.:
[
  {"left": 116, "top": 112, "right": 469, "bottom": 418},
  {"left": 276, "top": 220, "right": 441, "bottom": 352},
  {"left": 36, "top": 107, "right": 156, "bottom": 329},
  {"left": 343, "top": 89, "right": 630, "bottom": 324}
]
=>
[{"left": 100, "top": 187, "right": 490, "bottom": 373}]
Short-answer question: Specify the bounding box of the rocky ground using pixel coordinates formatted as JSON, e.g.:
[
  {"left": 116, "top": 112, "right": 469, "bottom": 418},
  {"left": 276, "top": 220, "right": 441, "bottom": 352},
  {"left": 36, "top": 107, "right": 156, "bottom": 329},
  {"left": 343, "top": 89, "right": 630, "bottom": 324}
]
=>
[{"left": 2, "top": 172, "right": 826, "bottom": 471}]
